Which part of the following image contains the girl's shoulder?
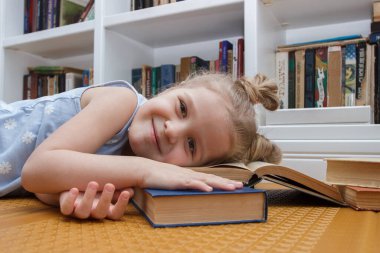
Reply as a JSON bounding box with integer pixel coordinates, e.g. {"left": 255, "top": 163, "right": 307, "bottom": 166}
{"left": 80, "top": 80, "right": 146, "bottom": 110}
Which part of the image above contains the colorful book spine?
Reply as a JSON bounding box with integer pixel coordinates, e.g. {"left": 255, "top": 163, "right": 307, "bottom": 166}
{"left": 219, "top": 40, "right": 233, "bottom": 73}
{"left": 356, "top": 42, "right": 366, "bottom": 100}
{"left": 344, "top": 44, "right": 357, "bottom": 106}
{"left": 314, "top": 47, "right": 328, "bottom": 107}
{"left": 304, "top": 49, "right": 315, "bottom": 108}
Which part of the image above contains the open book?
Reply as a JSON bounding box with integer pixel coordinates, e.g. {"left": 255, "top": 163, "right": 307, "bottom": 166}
{"left": 191, "top": 162, "right": 346, "bottom": 206}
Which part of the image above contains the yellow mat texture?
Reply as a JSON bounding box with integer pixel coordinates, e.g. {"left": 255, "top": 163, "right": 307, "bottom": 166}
{"left": 0, "top": 189, "right": 379, "bottom": 253}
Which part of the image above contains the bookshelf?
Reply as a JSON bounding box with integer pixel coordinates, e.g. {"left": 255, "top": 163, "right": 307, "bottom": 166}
{"left": 0, "top": 0, "right": 379, "bottom": 179}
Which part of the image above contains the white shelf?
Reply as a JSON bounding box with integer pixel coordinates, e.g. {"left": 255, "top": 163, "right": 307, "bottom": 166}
{"left": 104, "top": 0, "right": 244, "bottom": 48}
{"left": 266, "top": 0, "right": 373, "bottom": 29}
{"left": 3, "top": 21, "right": 95, "bottom": 59}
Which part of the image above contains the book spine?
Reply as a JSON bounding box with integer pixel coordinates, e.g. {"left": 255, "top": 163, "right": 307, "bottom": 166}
{"left": 151, "top": 67, "right": 158, "bottom": 96}
{"left": 288, "top": 51, "right": 296, "bottom": 109}
{"left": 344, "top": 44, "right": 357, "bottom": 106}
{"left": 327, "top": 46, "right": 343, "bottom": 107}
{"left": 295, "top": 50, "right": 305, "bottom": 108}
{"left": 376, "top": 43, "right": 380, "bottom": 123}
{"left": 304, "top": 49, "right": 315, "bottom": 108}
{"left": 131, "top": 68, "right": 142, "bottom": 93}
{"left": 220, "top": 40, "right": 232, "bottom": 73}
{"left": 275, "top": 52, "right": 289, "bottom": 109}
{"left": 237, "top": 38, "right": 244, "bottom": 79}
{"left": 356, "top": 42, "right": 366, "bottom": 100}
{"left": 161, "top": 64, "right": 176, "bottom": 91}
{"left": 314, "top": 47, "right": 328, "bottom": 107}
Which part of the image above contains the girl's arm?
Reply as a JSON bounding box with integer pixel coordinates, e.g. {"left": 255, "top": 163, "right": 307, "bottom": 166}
{"left": 21, "top": 87, "right": 242, "bottom": 194}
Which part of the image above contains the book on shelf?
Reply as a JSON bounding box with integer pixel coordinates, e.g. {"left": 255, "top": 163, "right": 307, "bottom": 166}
{"left": 131, "top": 0, "right": 184, "bottom": 11}
{"left": 219, "top": 40, "right": 233, "bottom": 74}
{"left": 190, "top": 160, "right": 380, "bottom": 211}
{"left": 315, "top": 47, "right": 328, "bottom": 107}
{"left": 275, "top": 35, "right": 376, "bottom": 115}
{"left": 24, "top": 66, "right": 85, "bottom": 99}
{"left": 132, "top": 187, "right": 267, "bottom": 228}
{"left": 295, "top": 50, "right": 305, "bottom": 108}
{"left": 60, "top": 0, "right": 89, "bottom": 26}
{"left": 275, "top": 51, "right": 289, "bottom": 109}
{"left": 78, "top": 0, "right": 94, "bottom": 22}
{"left": 326, "top": 158, "right": 380, "bottom": 188}
{"left": 288, "top": 51, "right": 296, "bottom": 108}
{"left": 327, "top": 46, "right": 343, "bottom": 107}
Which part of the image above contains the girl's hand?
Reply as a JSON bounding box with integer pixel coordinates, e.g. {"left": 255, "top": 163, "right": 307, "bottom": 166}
{"left": 141, "top": 164, "right": 243, "bottom": 192}
{"left": 59, "top": 181, "right": 133, "bottom": 220}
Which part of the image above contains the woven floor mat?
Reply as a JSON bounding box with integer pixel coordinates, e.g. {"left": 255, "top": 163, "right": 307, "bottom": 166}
{"left": 0, "top": 190, "right": 378, "bottom": 253}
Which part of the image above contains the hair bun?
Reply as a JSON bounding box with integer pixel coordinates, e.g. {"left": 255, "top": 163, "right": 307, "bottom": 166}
{"left": 235, "top": 74, "right": 280, "bottom": 111}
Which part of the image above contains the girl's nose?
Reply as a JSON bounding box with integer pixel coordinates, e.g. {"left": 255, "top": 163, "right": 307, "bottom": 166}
{"left": 164, "top": 120, "right": 181, "bottom": 144}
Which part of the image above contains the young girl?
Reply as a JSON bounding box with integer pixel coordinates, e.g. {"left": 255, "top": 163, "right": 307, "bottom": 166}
{"left": 0, "top": 72, "right": 281, "bottom": 220}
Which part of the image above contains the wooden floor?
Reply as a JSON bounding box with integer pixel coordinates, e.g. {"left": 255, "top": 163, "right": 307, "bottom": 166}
{"left": 0, "top": 184, "right": 379, "bottom": 253}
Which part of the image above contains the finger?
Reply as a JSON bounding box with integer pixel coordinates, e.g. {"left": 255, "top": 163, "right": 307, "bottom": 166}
{"left": 181, "top": 179, "right": 213, "bottom": 192}
{"left": 60, "top": 188, "right": 79, "bottom": 215}
{"left": 73, "top": 181, "right": 98, "bottom": 219}
{"left": 107, "top": 190, "right": 132, "bottom": 220}
{"left": 91, "top": 183, "right": 115, "bottom": 219}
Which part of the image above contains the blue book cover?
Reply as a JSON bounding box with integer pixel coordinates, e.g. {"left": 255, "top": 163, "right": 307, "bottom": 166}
{"left": 219, "top": 40, "right": 233, "bottom": 73}
{"left": 160, "top": 64, "right": 176, "bottom": 92}
{"left": 132, "top": 187, "right": 267, "bottom": 228}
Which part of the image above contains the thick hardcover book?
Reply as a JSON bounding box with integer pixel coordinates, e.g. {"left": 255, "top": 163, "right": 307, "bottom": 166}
{"left": 295, "top": 50, "right": 305, "bottom": 108}
{"left": 327, "top": 46, "right": 343, "bottom": 107}
{"left": 356, "top": 42, "right": 366, "bottom": 100}
{"left": 326, "top": 158, "right": 380, "bottom": 188}
{"left": 190, "top": 56, "right": 209, "bottom": 74}
{"left": 275, "top": 51, "right": 289, "bottom": 109}
{"left": 191, "top": 160, "right": 380, "bottom": 211}
{"left": 132, "top": 187, "right": 267, "bottom": 228}
{"left": 344, "top": 44, "right": 357, "bottom": 106}
{"left": 314, "top": 47, "right": 328, "bottom": 107}
{"left": 288, "top": 51, "right": 296, "bottom": 108}
{"left": 304, "top": 49, "right": 315, "bottom": 108}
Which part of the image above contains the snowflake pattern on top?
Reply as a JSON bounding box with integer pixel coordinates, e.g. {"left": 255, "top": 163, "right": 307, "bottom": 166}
{"left": 0, "top": 161, "right": 12, "bottom": 175}
{"left": 44, "top": 104, "right": 55, "bottom": 115}
{"left": 4, "top": 118, "right": 17, "bottom": 130}
{"left": 21, "top": 131, "right": 36, "bottom": 144}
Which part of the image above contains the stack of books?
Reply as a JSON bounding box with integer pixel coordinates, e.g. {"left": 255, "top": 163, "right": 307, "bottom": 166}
{"left": 132, "top": 158, "right": 380, "bottom": 228}
{"left": 131, "top": 38, "right": 244, "bottom": 98}
{"left": 24, "top": 0, "right": 95, "bottom": 34}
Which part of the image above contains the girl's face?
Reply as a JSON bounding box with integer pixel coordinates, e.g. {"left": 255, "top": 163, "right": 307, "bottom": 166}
{"left": 128, "top": 87, "right": 233, "bottom": 166}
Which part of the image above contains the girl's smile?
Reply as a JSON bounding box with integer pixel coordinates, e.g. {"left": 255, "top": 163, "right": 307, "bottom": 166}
{"left": 128, "top": 87, "right": 233, "bottom": 166}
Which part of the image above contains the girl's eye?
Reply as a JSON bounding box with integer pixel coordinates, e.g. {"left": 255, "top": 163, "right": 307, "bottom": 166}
{"left": 179, "top": 99, "right": 187, "bottom": 118}
{"left": 187, "top": 138, "right": 196, "bottom": 155}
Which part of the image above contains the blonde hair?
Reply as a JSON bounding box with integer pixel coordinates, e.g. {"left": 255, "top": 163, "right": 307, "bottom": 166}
{"left": 177, "top": 72, "right": 282, "bottom": 165}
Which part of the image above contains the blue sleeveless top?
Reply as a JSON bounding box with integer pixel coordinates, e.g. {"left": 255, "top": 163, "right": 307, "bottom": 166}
{"left": 0, "top": 80, "right": 146, "bottom": 197}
